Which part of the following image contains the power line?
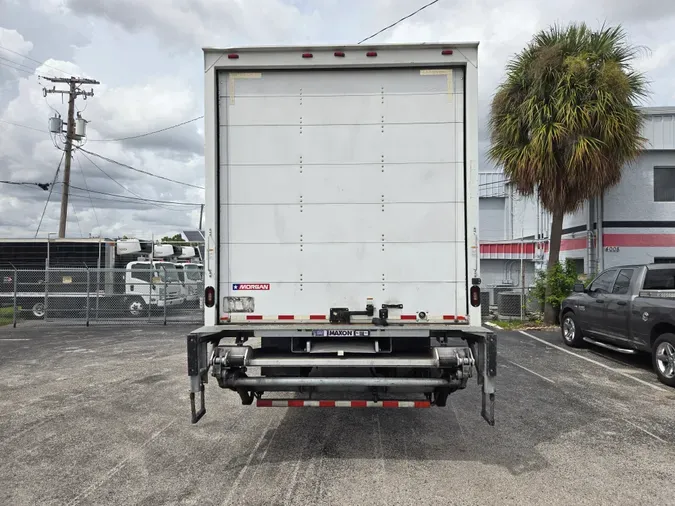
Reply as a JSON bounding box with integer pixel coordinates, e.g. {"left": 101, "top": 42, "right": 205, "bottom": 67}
{"left": 0, "top": 180, "right": 51, "bottom": 190}
{"left": 0, "top": 119, "right": 47, "bottom": 134}
{"left": 358, "top": 0, "right": 441, "bottom": 44}
{"left": 66, "top": 192, "right": 200, "bottom": 212}
{"left": 88, "top": 116, "right": 204, "bottom": 142}
{"left": 57, "top": 182, "right": 202, "bottom": 206}
{"left": 0, "top": 60, "right": 34, "bottom": 75}
{"left": 70, "top": 200, "right": 83, "bottom": 237}
{"left": 0, "top": 55, "right": 36, "bottom": 73}
{"left": 74, "top": 153, "right": 100, "bottom": 231}
{"left": 77, "top": 150, "right": 179, "bottom": 212}
{"left": 77, "top": 147, "right": 205, "bottom": 190}
{"left": 35, "top": 152, "right": 65, "bottom": 237}
{"left": 0, "top": 43, "right": 70, "bottom": 76}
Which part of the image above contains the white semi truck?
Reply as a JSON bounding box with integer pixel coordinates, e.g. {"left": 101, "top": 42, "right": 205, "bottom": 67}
{"left": 188, "top": 42, "right": 496, "bottom": 425}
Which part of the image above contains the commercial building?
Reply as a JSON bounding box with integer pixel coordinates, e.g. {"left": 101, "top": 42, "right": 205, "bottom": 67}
{"left": 559, "top": 107, "right": 675, "bottom": 274}
{"left": 478, "top": 106, "right": 675, "bottom": 298}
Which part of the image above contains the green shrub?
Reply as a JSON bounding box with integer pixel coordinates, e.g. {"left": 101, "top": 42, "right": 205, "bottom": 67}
{"left": 529, "top": 259, "right": 580, "bottom": 317}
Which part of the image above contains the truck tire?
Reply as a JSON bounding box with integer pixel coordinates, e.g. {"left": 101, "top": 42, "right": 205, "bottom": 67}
{"left": 31, "top": 302, "right": 46, "bottom": 319}
{"left": 127, "top": 297, "right": 147, "bottom": 318}
{"left": 652, "top": 333, "right": 675, "bottom": 388}
{"left": 561, "top": 311, "right": 585, "bottom": 348}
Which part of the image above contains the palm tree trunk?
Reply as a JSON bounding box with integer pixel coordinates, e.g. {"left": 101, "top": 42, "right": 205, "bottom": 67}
{"left": 544, "top": 209, "right": 564, "bottom": 324}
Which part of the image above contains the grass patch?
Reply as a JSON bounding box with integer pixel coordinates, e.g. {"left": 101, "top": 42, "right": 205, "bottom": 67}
{"left": 0, "top": 306, "right": 17, "bottom": 326}
{"left": 489, "top": 318, "right": 558, "bottom": 331}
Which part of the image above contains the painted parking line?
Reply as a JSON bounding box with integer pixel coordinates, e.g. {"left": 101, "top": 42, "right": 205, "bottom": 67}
{"left": 519, "top": 331, "right": 667, "bottom": 393}
{"left": 0, "top": 339, "right": 30, "bottom": 341}
{"left": 504, "top": 358, "right": 556, "bottom": 384}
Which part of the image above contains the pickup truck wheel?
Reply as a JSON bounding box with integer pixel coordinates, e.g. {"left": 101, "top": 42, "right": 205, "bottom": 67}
{"left": 561, "top": 312, "right": 585, "bottom": 348}
{"left": 653, "top": 334, "right": 675, "bottom": 387}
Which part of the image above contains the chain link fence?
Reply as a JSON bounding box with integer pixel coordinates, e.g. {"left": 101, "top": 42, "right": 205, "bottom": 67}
{"left": 0, "top": 266, "right": 204, "bottom": 326}
{"left": 493, "top": 287, "right": 541, "bottom": 320}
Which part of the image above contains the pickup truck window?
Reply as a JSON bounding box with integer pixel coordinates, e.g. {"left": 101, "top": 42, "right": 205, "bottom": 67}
{"left": 611, "top": 269, "right": 634, "bottom": 294}
{"left": 589, "top": 269, "right": 618, "bottom": 294}
{"left": 643, "top": 268, "right": 675, "bottom": 289}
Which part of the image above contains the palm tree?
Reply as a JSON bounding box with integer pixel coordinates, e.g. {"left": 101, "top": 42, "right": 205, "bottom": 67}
{"left": 488, "top": 22, "right": 649, "bottom": 324}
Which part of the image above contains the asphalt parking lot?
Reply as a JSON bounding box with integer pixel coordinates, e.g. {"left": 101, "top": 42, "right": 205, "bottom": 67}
{"left": 1, "top": 324, "right": 674, "bottom": 506}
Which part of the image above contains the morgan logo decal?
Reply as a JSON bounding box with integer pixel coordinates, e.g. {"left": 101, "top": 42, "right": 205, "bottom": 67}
{"left": 233, "top": 283, "right": 270, "bottom": 291}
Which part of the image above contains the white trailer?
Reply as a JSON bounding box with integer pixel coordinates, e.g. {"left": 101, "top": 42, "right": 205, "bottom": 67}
{"left": 188, "top": 42, "right": 496, "bottom": 425}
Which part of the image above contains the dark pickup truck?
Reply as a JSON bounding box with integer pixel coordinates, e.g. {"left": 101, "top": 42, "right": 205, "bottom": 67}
{"left": 560, "top": 263, "right": 675, "bottom": 387}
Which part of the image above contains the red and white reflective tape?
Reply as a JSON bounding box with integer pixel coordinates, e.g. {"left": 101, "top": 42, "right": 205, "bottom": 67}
{"left": 257, "top": 399, "right": 431, "bottom": 408}
{"left": 221, "top": 314, "right": 468, "bottom": 323}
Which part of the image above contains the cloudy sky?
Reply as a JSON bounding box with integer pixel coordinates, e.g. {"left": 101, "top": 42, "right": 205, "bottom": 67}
{"left": 1, "top": 0, "right": 674, "bottom": 240}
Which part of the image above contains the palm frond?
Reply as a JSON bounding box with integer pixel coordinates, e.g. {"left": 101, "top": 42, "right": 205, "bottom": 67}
{"left": 487, "top": 21, "right": 650, "bottom": 214}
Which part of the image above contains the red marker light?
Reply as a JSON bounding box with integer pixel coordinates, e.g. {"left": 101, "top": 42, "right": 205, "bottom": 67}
{"left": 334, "top": 51, "right": 345, "bottom": 57}
{"left": 204, "top": 286, "right": 215, "bottom": 307}
{"left": 441, "top": 49, "right": 453, "bottom": 55}
{"left": 227, "top": 54, "right": 239, "bottom": 59}
{"left": 470, "top": 285, "right": 480, "bottom": 307}
{"left": 366, "top": 51, "right": 377, "bottom": 57}
{"left": 302, "top": 53, "right": 313, "bottom": 58}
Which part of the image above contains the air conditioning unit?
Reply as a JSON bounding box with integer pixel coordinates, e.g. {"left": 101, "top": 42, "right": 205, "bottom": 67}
{"left": 480, "top": 291, "right": 490, "bottom": 318}
{"left": 498, "top": 291, "right": 523, "bottom": 318}
{"left": 492, "top": 286, "right": 513, "bottom": 306}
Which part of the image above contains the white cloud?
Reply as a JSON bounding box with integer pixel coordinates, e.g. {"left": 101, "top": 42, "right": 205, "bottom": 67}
{"left": 0, "top": 39, "right": 203, "bottom": 239}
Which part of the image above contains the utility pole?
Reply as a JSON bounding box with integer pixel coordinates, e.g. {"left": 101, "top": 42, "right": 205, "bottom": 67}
{"left": 42, "top": 76, "right": 100, "bottom": 238}
{"left": 199, "top": 204, "right": 204, "bottom": 230}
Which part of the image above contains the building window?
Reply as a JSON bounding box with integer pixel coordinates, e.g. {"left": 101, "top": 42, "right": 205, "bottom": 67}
{"left": 654, "top": 167, "right": 675, "bottom": 202}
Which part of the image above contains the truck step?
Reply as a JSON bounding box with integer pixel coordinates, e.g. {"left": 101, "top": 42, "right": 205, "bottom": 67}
{"left": 257, "top": 399, "right": 431, "bottom": 408}
{"left": 582, "top": 337, "right": 637, "bottom": 355}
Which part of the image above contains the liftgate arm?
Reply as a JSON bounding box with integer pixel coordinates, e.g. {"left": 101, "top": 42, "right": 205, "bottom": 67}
{"left": 469, "top": 331, "right": 497, "bottom": 425}
{"left": 187, "top": 332, "right": 223, "bottom": 423}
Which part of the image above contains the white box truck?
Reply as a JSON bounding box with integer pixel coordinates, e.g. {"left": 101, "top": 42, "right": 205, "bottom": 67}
{"left": 188, "top": 42, "right": 496, "bottom": 425}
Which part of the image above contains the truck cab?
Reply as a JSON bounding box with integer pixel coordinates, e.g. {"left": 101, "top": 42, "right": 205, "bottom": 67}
{"left": 125, "top": 260, "right": 185, "bottom": 316}
{"left": 174, "top": 263, "right": 204, "bottom": 307}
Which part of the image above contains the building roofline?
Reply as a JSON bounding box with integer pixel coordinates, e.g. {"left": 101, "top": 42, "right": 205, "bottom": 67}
{"left": 640, "top": 106, "right": 675, "bottom": 116}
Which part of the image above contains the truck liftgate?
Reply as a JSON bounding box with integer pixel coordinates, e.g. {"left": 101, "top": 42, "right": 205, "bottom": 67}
{"left": 187, "top": 324, "right": 497, "bottom": 426}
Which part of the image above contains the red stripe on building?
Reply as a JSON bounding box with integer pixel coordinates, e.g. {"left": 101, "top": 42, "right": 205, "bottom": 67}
{"left": 480, "top": 243, "right": 537, "bottom": 254}
{"left": 246, "top": 315, "right": 263, "bottom": 320}
{"left": 400, "top": 314, "right": 417, "bottom": 320}
{"left": 415, "top": 401, "right": 431, "bottom": 408}
{"left": 277, "top": 315, "right": 294, "bottom": 320}
{"left": 603, "top": 233, "right": 675, "bottom": 247}
{"left": 456, "top": 316, "right": 467, "bottom": 322}
{"left": 560, "top": 238, "right": 587, "bottom": 251}
{"left": 351, "top": 400, "right": 367, "bottom": 407}
{"left": 257, "top": 399, "right": 273, "bottom": 407}
{"left": 319, "top": 400, "right": 336, "bottom": 407}
{"left": 443, "top": 315, "right": 455, "bottom": 320}
{"left": 309, "top": 314, "right": 327, "bottom": 320}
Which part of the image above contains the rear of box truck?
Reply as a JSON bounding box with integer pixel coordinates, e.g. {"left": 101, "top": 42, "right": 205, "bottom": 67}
{"left": 188, "top": 43, "right": 496, "bottom": 425}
